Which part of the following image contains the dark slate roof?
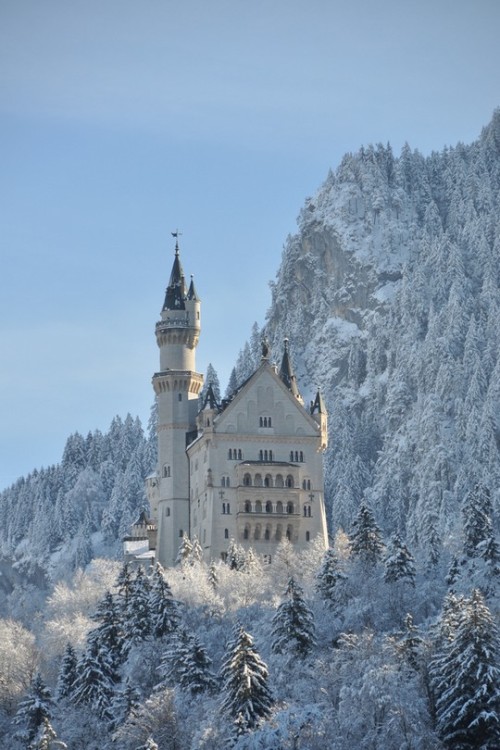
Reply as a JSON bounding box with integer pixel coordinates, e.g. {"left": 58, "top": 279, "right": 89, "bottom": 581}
{"left": 311, "top": 389, "right": 326, "bottom": 414}
{"left": 163, "top": 246, "right": 187, "bottom": 311}
{"left": 187, "top": 275, "right": 199, "bottom": 301}
{"left": 279, "top": 338, "right": 301, "bottom": 399}
{"left": 202, "top": 383, "right": 220, "bottom": 410}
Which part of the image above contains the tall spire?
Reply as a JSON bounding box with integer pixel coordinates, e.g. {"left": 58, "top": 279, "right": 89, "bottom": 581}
{"left": 163, "top": 242, "right": 187, "bottom": 311}
{"left": 279, "top": 338, "right": 301, "bottom": 400}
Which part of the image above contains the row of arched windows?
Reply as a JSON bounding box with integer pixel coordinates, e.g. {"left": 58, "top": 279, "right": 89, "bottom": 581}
{"left": 259, "top": 449, "right": 274, "bottom": 461}
{"left": 162, "top": 465, "right": 171, "bottom": 478}
{"left": 290, "top": 451, "right": 304, "bottom": 462}
{"left": 243, "top": 472, "right": 294, "bottom": 488}
{"left": 242, "top": 523, "right": 294, "bottom": 542}
{"left": 228, "top": 448, "right": 243, "bottom": 460}
{"left": 259, "top": 416, "right": 272, "bottom": 427}
{"left": 243, "top": 500, "right": 295, "bottom": 514}
{"left": 221, "top": 476, "right": 231, "bottom": 487}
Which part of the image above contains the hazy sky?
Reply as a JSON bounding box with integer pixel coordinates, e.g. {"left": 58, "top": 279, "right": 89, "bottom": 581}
{"left": 1, "top": 0, "right": 499, "bottom": 489}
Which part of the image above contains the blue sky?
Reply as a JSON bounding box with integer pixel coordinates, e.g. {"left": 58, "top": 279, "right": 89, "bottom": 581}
{"left": 1, "top": 0, "right": 499, "bottom": 489}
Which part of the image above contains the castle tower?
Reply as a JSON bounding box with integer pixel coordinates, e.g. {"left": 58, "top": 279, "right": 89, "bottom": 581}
{"left": 152, "top": 239, "right": 203, "bottom": 566}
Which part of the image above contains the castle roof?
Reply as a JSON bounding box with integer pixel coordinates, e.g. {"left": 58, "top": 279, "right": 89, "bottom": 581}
{"left": 163, "top": 243, "right": 187, "bottom": 311}
{"left": 279, "top": 338, "right": 301, "bottom": 400}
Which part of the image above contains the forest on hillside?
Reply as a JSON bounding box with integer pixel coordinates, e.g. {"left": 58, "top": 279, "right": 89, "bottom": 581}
{"left": 1, "top": 112, "right": 500, "bottom": 747}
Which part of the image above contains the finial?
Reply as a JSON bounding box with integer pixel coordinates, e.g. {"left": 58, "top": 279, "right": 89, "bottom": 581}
{"left": 261, "top": 336, "right": 270, "bottom": 360}
{"left": 171, "top": 229, "right": 183, "bottom": 253}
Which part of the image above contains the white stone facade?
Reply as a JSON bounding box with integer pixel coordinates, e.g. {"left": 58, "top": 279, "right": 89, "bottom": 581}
{"left": 147, "top": 245, "right": 329, "bottom": 567}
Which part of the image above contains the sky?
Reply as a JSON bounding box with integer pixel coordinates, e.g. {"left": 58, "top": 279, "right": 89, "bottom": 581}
{"left": 1, "top": 0, "right": 499, "bottom": 490}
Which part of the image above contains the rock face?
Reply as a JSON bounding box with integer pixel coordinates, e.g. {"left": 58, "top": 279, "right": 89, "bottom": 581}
{"left": 262, "top": 111, "right": 500, "bottom": 552}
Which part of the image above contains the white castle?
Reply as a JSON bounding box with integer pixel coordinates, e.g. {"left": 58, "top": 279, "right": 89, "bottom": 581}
{"left": 127, "top": 240, "right": 329, "bottom": 567}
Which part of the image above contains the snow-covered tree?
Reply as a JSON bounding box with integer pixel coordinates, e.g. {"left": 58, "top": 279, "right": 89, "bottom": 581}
{"left": 32, "top": 717, "right": 67, "bottom": 750}
{"left": 220, "top": 625, "right": 273, "bottom": 734}
{"left": 125, "top": 567, "right": 152, "bottom": 644}
{"left": 14, "top": 673, "right": 54, "bottom": 746}
{"left": 158, "top": 628, "right": 217, "bottom": 695}
{"left": 432, "top": 589, "right": 500, "bottom": 749}
{"left": 271, "top": 577, "right": 316, "bottom": 658}
{"left": 384, "top": 534, "right": 416, "bottom": 586}
{"left": 462, "top": 482, "right": 493, "bottom": 557}
{"left": 176, "top": 534, "right": 193, "bottom": 566}
{"left": 149, "top": 564, "right": 180, "bottom": 638}
{"left": 71, "top": 638, "right": 115, "bottom": 721}
{"left": 349, "top": 503, "right": 385, "bottom": 566}
{"left": 316, "top": 547, "right": 347, "bottom": 610}
{"left": 56, "top": 643, "right": 78, "bottom": 701}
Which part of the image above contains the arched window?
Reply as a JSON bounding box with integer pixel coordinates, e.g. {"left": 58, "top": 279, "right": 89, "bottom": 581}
{"left": 244, "top": 500, "right": 251, "bottom": 513}
{"left": 227, "top": 477, "right": 230, "bottom": 487}
{"left": 243, "top": 525, "right": 250, "bottom": 540}
{"left": 254, "top": 524, "right": 261, "bottom": 540}
{"left": 299, "top": 451, "right": 304, "bottom": 462}
{"left": 179, "top": 529, "right": 184, "bottom": 537}
{"left": 276, "top": 474, "right": 284, "bottom": 488}
{"left": 163, "top": 465, "right": 171, "bottom": 478}
{"left": 276, "top": 524, "right": 282, "bottom": 541}
{"left": 307, "top": 480, "right": 311, "bottom": 490}
{"left": 224, "top": 528, "right": 229, "bottom": 539}
{"left": 264, "top": 474, "right": 272, "bottom": 488}
{"left": 243, "top": 473, "right": 252, "bottom": 486}
{"left": 294, "top": 451, "right": 299, "bottom": 462}
{"left": 276, "top": 501, "right": 283, "bottom": 514}
{"left": 228, "top": 449, "right": 232, "bottom": 460}
{"left": 265, "top": 501, "right": 272, "bottom": 513}
{"left": 259, "top": 417, "right": 263, "bottom": 427}
{"left": 290, "top": 451, "right": 294, "bottom": 461}
{"left": 259, "top": 450, "right": 263, "bottom": 461}
{"left": 264, "top": 450, "right": 268, "bottom": 461}
{"left": 255, "top": 474, "right": 263, "bottom": 487}
{"left": 221, "top": 477, "right": 226, "bottom": 487}
{"left": 166, "top": 507, "right": 171, "bottom": 517}
{"left": 286, "top": 475, "right": 294, "bottom": 488}
{"left": 269, "top": 450, "right": 273, "bottom": 461}
{"left": 286, "top": 525, "right": 292, "bottom": 541}
{"left": 178, "top": 393, "right": 182, "bottom": 401}
{"left": 302, "top": 479, "right": 306, "bottom": 490}
{"left": 306, "top": 531, "right": 310, "bottom": 542}
{"left": 255, "top": 500, "right": 262, "bottom": 513}
{"left": 264, "top": 526, "right": 271, "bottom": 540}
{"left": 287, "top": 502, "right": 294, "bottom": 514}
{"left": 238, "top": 449, "right": 242, "bottom": 460}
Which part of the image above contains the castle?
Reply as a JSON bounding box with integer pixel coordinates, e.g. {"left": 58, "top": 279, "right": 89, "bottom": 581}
{"left": 126, "top": 240, "right": 329, "bottom": 567}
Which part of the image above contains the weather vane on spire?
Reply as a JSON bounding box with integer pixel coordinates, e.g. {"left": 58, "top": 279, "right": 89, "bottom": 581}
{"left": 171, "top": 229, "right": 183, "bottom": 253}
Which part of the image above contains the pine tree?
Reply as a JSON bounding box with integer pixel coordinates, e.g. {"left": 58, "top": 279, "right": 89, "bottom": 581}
{"left": 384, "top": 534, "right": 416, "bottom": 586}
{"left": 462, "top": 483, "right": 494, "bottom": 557}
{"left": 271, "top": 577, "right": 316, "bottom": 658}
{"left": 115, "top": 561, "right": 134, "bottom": 615}
{"left": 149, "top": 563, "right": 180, "bottom": 638}
{"left": 432, "top": 589, "right": 500, "bottom": 749}
{"left": 32, "top": 717, "right": 67, "bottom": 750}
{"left": 227, "top": 538, "right": 246, "bottom": 570}
{"left": 89, "top": 590, "right": 126, "bottom": 670}
{"left": 208, "top": 561, "right": 218, "bottom": 590}
{"left": 56, "top": 642, "right": 78, "bottom": 701}
{"left": 14, "top": 673, "right": 54, "bottom": 746}
{"left": 349, "top": 503, "right": 385, "bottom": 565}
{"left": 71, "top": 638, "right": 115, "bottom": 720}
{"left": 158, "top": 628, "right": 217, "bottom": 694}
{"left": 220, "top": 625, "right": 273, "bottom": 733}
{"left": 315, "top": 547, "right": 347, "bottom": 610}
{"left": 395, "top": 613, "right": 424, "bottom": 672}
{"left": 110, "top": 677, "right": 141, "bottom": 729}
{"left": 125, "top": 566, "right": 152, "bottom": 644}
{"left": 176, "top": 533, "right": 193, "bottom": 565}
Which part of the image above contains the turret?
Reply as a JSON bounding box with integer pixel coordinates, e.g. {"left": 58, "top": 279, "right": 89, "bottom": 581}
{"left": 152, "top": 238, "right": 203, "bottom": 568}
{"left": 155, "top": 240, "right": 201, "bottom": 372}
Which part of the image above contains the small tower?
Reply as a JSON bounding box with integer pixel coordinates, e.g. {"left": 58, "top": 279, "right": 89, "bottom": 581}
{"left": 152, "top": 239, "right": 203, "bottom": 567}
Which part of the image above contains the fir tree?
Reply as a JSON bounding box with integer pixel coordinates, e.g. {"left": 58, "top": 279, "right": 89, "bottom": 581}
{"left": 158, "top": 628, "right": 217, "bottom": 694}
{"left": 71, "top": 638, "right": 115, "bottom": 721}
{"left": 115, "top": 561, "right": 134, "bottom": 616}
{"left": 32, "top": 717, "right": 67, "bottom": 750}
{"left": 14, "top": 673, "right": 54, "bottom": 746}
{"left": 220, "top": 625, "right": 273, "bottom": 733}
{"left": 462, "top": 482, "right": 493, "bottom": 557}
{"left": 89, "top": 590, "right": 126, "bottom": 670}
{"left": 384, "top": 534, "right": 416, "bottom": 586}
{"left": 432, "top": 589, "right": 500, "bottom": 749}
{"left": 56, "top": 642, "right": 78, "bottom": 701}
{"left": 315, "top": 547, "right": 347, "bottom": 610}
{"left": 125, "top": 566, "right": 152, "bottom": 644}
{"left": 349, "top": 503, "right": 385, "bottom": 565}
{"left": 271, "top": 577, "right": 316, "bottom": 658}
{"left": 176, "top": 533, "right": 193, "bottom": 566}
{"left": 208, "top": 560, "right": 218, "bottom": 590}
{"left": 395, "top": 613, "right": 424, "bottom": 672}
{"left": 149, "top": 563, "right": 180, "bottom": 638}
{"left": 110, "top": 677, "right": 141, "bottom": 729}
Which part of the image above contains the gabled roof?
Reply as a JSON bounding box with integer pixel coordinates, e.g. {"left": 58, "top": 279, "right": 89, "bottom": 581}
{"left": 213, "top": 360, "right": 321, "bottom": 435}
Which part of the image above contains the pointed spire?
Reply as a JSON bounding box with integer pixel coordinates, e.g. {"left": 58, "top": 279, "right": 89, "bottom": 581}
{"left": 279, "top": 338, "right": 301, "bottom": 399}
{"left": 163, "top": 243, "right": 187, "bottom": 311}
{"left": 311, "top": 389, "right": 326, "bottom": 415}
{"left": 187, "top": 275, "right": 199, "bottom": 301}
{"left": 202, "top": 383, "right": 219, "bottom": 411}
